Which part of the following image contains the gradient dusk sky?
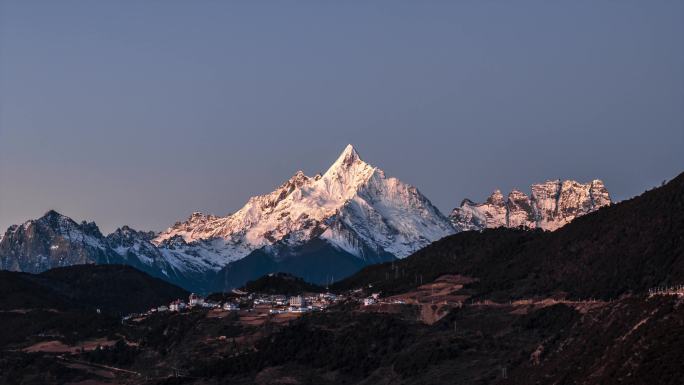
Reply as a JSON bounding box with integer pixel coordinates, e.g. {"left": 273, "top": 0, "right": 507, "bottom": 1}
{"left": 1, "top": 1, "right": 683, "bottom": 233}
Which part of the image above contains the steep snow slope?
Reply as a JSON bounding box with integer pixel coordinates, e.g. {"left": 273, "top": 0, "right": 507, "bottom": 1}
{"left": 153, "top": 145, "right": 455, "bottom": 273}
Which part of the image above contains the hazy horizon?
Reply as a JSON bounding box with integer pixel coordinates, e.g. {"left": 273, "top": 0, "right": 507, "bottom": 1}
{"left": 1, "top": 1, "right": 683, "bottom": 233}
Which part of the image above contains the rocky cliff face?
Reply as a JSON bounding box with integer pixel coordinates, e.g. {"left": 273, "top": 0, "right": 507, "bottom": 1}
{"left": 449, "top": 191, "right": 508, "bottom": 231}
{"left": 506, "top": 190, "right": 536, "bottom": 228}
{"left": 0, "top": 211, "right": 197, "bottom": 287}
{"left": 450, "top": 179, "right": 611, "bottom": 231}
{"left": 0, "top": 210, "right": 117, "bottom": 272}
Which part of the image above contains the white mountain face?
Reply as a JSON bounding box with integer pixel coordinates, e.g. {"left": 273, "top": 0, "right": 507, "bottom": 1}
{"left": 152, "top": 145, "right": 455, "bottom": 273}
{"left": 450, "top": 179, "right": 611, "bottom": 232}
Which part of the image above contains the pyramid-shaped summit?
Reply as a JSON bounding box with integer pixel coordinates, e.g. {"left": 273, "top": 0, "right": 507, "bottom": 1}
{"left": 327, "top": 144, "right": 362, "bottom": 170}
{"left": 151, "top": 144, "right": 455, "bottom": 287}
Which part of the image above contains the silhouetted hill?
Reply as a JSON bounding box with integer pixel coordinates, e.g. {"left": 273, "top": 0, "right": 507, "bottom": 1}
{"left": 242, "top": 272, "right": 324, "bottom": 295}
{"left": 336, "top": 172, "right": 684, "bottom": 300}
{"left": 213, "top": 238, "right": 395, "bottom": 291}
{"left": 0, "top": 264, "right": 188, "bottom": 315}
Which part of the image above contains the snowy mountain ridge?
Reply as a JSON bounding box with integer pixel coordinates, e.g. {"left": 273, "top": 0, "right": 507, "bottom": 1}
{"left": 152, "top": 145, "right": 455, "bottom": 274}
{"left": 0, "top": 145, "right": 613, "bottom": 292}
{"left": 450, "top": 179, "right": 611, "bottom": 231}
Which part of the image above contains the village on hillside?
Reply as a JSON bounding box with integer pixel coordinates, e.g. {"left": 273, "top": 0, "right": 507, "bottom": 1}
{"left": 119, "top": 275, "right": 476, "bottom": 326}
{"left": 121, "top": 290, "right": 358, "bottom": 325}
{"left": 119, "top": 274, "right": 684, "bottom": 327}
{"left": 120, "top": 285, "right": 417, "bottom": 325}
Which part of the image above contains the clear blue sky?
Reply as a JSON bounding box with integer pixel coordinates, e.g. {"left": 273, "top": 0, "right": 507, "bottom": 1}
{"left": 1, "top": 1, "right": 682, "bottom": 233}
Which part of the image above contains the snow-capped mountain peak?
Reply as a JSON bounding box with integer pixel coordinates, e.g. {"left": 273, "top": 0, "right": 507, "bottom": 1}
{"left": 318, "top": 144, "right": 376, "bottom": 204}
{"left": 325, "top": 144, "right": 367, "bottom": 176}
{"left": 152, "top": 144, "right": 454, "bottom": 273}
{"left": 1, "top": 145, "right": 456, "bottom": 291}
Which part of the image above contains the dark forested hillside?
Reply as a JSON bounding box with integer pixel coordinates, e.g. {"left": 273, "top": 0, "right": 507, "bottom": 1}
{"left": 336, "top": 172, "right": 684, "bottom": 300}
{"left": 0, "top": 264, "right": 188, "bottom": 315}
{"left": 213, "top": 238, "right": 396, "bottom": 292}
{"left": 241, "top": 272, "right": 324, "bottom": 295}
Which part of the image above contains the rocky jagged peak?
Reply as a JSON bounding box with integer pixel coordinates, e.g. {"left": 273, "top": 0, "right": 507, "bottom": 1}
{"left": 283, "top": 170, "right": 311, "bottom": 189}
{"left": 590, "top": 179, "right": 611, "bottom": 207}
{"left": 486, "top": 190, "right": 505, "bottom": 205}
{"left": 110, "top": 225, "right": 156, "bottom": 241}
{"left": 161, "top": 212, "right": 220, "bottom": 243}
{"left": 451, "top": 190, "right": 507, "bottom": 230}
{"left": 163, "top": 234, "right": 189, "bottom": 247}
{"left": 186, "top": 212, "right": 218, "bottom": 223}
{"left": 508, "top": 189, "right": 528, "bottom": 198}
{"left": 507, "top": 189, "right": 532, "bottom": 207}
{"left": 34, "top": 210, "right": 104, "bottom": 238}
{"left": 0, "top": 211, "right": 112, "bottom": 273}
{"left": 451, "top": 178, "right": 611, "bottom": 232}
{"left": 591, "top": 179, "right": 605, "bottom": 187}
{"left": 79, "top": 221, "right": 104, "bottom": 238}
{"left": 292, "top": 169, "right": 307, "bottom": 180}
{"left": 460, "top": 198, "right": 477, "bottom": 206}
{"left": 506, "top": 189, "right": 535, "bottom": 229}
{"left": 42, "top": 209, "right": 63, "bottom": 220}
{"left": 38, "top": 209, "right": 71, "bottom": 226}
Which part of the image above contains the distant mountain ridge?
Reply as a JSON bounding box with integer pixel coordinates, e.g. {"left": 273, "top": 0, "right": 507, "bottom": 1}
{"left": 450, "top": 179, "right": 611, "bottom": 231}
{"left": 0, "top": 210, "right": 117, "bottom": 272}
{"left": 0, "top": 145, "right": 615, "bottom": 292}
{"left": 0, "top": 145, "right": 454, "bottom": 291}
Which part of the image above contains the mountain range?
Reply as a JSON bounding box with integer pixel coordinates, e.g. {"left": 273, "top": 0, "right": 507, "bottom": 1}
{"left": 449, "top": 179, "right": 611, "bottom": 231}
{"left": 0, "top": 145, "right": 610, "bottom": 292}
{"left": 0, "top": 171, "right": 681, "bottom": 385}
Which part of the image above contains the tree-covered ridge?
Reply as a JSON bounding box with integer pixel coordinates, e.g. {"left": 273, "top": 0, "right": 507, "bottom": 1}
{"left": 337, "top": 172, "right": 684, "bottom": 300}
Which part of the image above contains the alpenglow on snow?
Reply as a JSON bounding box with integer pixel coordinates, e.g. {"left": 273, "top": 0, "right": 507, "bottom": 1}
{"left": 450, "top": 179, "right": 611, "bottom": 232}
{"left": 0, "top": 145, "right": 614, "bottom": 292}
{"left": 151, "top": 144, "right": 456, "bottom": 275}
{"left": 0, "top": 145, "right": 456, "bottom": 291}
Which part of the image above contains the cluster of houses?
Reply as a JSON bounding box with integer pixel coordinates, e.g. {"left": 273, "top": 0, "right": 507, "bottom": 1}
{"left": 254, "top": 293, "right": 341, "bottom": 314}
{"left": 122, "top": 291, "right": 348, "bottom": 322}
{"left": 121, "top": 287, "right": 422, "bottom": 323}
{"left": 120, "top": 280, "right": 684, "bottom": 324}
{"left": 648, "top": 285, "right": 684, "bottom": 297}
{"left": 121, "top": 293, "right": 241, "bottom": 321}
{"left": 361, "top": 292, "right": 406, "bottom": 306}
{"left": 164, "top": 293, "right": 240, "bottom": 312}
